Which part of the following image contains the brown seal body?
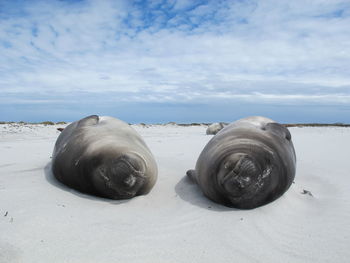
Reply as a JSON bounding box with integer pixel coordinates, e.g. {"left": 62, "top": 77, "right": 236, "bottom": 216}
{"left": 187, "top": 116, "right": 296, "bottom": 209}
{"left": 52, "top": 115, "right": 157, "bottom": 199}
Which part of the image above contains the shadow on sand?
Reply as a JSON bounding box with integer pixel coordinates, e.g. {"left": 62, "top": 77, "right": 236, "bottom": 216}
{"left": 44, "top": 162, "right": 130, "bottom": 205}
{"left": 174, "top": 175, "right": 235, "bottom": 212}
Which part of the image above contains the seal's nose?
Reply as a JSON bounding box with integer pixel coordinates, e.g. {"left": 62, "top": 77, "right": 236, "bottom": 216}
{"left": 123, "top": 174, "right": 137, "bottom": 187}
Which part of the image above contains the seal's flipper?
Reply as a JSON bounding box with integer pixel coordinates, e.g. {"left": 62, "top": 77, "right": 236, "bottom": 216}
{"left": 186, "top": 169, "right": 198, "bottom": 184}
{"left": 78, "top": 115, "right": 99, "bottom": 127}
{"left": 265, "top": 122, "right": 291, "bottom": 141}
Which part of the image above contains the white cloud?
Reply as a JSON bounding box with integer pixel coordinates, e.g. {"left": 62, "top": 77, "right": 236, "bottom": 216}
{"left": 0, "top": 0, "right": 350, "bottom": 108}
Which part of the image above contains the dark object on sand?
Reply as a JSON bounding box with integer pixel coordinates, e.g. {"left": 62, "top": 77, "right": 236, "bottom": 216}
{"left": 206, "top": 122, "right": 226, "bottom": 135}
{"left": 301, "top": 189, "right": 313, "bottom": 197}
{"left": 51, "top": 115, "right": 158, "bottom": 200}
{"left": 187, "top": 116, "right": 296, "bottom": 209}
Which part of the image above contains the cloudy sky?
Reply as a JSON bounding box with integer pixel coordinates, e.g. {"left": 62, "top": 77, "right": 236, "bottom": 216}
{"left": 1, "top": 0, "right": 350, "bottom": 123}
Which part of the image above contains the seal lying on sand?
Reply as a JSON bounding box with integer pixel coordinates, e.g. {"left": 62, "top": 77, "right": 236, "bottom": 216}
{"left": 52, "top": 115, "right": 157, "bottom": 200}
{"left": 206, "top": 122, "right": 226, "bottom": 135}
{"left": 187, "top": 116, "right": 296, "bottom": 209}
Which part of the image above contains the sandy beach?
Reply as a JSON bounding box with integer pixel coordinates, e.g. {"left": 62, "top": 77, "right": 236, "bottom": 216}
{"left": 1, "top": 123, "right": 350, "bottom": 263}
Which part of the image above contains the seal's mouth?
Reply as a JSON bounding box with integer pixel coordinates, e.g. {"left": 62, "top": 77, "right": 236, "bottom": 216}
{"left": 217, "top": 153, "right": 272, "bottom": 200}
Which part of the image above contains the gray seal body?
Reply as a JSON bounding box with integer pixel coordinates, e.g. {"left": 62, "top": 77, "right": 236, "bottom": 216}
{"left": 206, "top": 122, "right": 226, "bottom": 135}
{"left": 52, "top": 115, "right": 157, "bottom": 200}
{"left": 187, "top": 116, "right": 296, "bottom": 209}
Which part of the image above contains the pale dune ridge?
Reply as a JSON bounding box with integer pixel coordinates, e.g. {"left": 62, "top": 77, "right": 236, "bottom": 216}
{"left": 0, "top": 123, "right": 349, "bottom": 263}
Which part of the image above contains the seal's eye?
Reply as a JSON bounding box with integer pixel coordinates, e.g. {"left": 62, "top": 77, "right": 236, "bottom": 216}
{"left": 98, "top": 166, "right": 110, "bottom": 182}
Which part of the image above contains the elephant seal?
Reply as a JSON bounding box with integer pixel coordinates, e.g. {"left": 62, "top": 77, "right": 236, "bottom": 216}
{"left": 52, "top": 115, "right": 157, "bottom": 200}
{"left": 187, "top": 116, "right": 296, "bottom": 209}
{"left": 206, "top": 122, "right": 226, "bottom": 135}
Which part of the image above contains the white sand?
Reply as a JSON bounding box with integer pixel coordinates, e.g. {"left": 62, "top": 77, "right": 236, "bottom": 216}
{"left": 1, "top": 123, "right": 350, "bottom": 263}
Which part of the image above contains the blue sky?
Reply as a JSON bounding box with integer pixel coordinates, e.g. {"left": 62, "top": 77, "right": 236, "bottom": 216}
{"left": 1, "top": 0, "right": 350, "bottom": 123}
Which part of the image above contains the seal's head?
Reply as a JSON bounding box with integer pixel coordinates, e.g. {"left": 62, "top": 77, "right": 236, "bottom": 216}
{"left": 91, "top": 152, "right": 147, "bottom": 199}
{"left": 215, "top": 148, "right": 275, "bottom": 209}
